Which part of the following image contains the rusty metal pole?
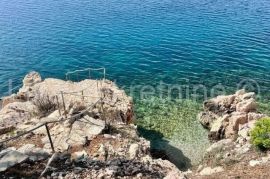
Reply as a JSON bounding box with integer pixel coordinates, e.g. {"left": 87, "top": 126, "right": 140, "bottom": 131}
{"left": 81, "top": 91, "right": 84, "bottom": 101}
{"left": 45, "top": 123, "right": 55, "bottom": 153}
{"left": 60, "top": 91, "right": 67, "bottom": 118}
{"left": 56, "top": 95, "right": 61, "bottom": 116}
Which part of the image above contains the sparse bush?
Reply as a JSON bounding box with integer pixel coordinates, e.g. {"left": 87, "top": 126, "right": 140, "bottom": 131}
{"left": 250, "top": 117, "right": 270, "bottom": 150}
{"left": 33, "top": 91, "right": 57, "bottom": 117}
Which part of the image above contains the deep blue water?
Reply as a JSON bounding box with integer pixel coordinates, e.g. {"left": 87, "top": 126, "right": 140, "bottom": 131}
{"left": 1, "top": 0, "right": 270, "bottom": 98}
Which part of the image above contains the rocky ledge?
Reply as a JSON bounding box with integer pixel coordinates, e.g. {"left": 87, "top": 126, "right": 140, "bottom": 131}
{"left": 0, "top": 72, "right": 184, "bottom": 179}
{"left": 190, "top": 90, "right": 270, "bottom": 178}
{"left": 198, "top": 89, "right": 266, "bottom": 141}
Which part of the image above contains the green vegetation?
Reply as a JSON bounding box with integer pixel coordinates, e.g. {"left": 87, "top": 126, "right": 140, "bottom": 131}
{"left": 251, "top": 117, "right": 270, "bottom": 150}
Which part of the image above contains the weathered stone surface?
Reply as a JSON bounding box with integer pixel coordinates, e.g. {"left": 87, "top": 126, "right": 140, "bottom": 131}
{"left": 0, "top": 101, "right": 37, "bottom": 128}
{"left": 199, "top": 166, "right": 224, "bottom": 175}
{"left": 231, "top": 112, "right": 248, "bottom": 127}
{"left": 0, "top": 147, "right": 16, "bottom": 158}
{"left": 47, "top": 110, "right": 61, "bottom": 119}
{"left": 1, "top": 94, "right": 24, "bottom": 108}
{"left": 248, "top": 112, "right": 265, "bottom": 122}
{"left": 42, "top": 115, "right": 105, "bottom": 151}
{"left": 198, "top": 90, "right": 266, "bottom": 141}
{"left": 203, "top": 95, "right": 236, "bottom": 113}
{"left": 236, "top": 98, "right": 256, "bottom": 113}
{"left": 0, "top": 151, "right": 28, "bottom": 172}
{"left": 249, "top": 160, "right": 261, "bottom": 167}
{"left": 209, "top": 117, "right": 226, "bottom": 140}
{"left": 198, "top": 112, "right": 217, "bottom": 129}
{"left": 164, "top": 170, "right": 186, "bottom": 179}
{"left": 142, "top": 155, "right": 186, "bottom": 178}
{"left": 22, "top": 71, "right": 42, "bottom": 87}
{"left": 128, "top": 143, "right": 139, "bottom": 159}
{"left": 0, "top": 125, "right": 15, "bottom": 135}
{"left": 17, "top": 144, "right": 49, "bottom": 162}
{"left": 17, "top": 144, "right": 35, "bottom": 153}
{"left": 238, "top": 125, "right": 250, "bottom": 140}
{"left": 71, "top": 150, "right": 88, "bottom": 161}
{"left": 20, "top": 77, "right": 133, "bottom": 124}
{"left": 206, "top": 139, "right": 233, "bottom": 153}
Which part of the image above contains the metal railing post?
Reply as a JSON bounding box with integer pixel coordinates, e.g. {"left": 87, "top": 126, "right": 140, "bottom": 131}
{"left": 56, "top": 95, "right": 61, "bottom": 116}
{"left": 60, "top": 91, "right": 67, "bottom": 118}
{"left": 45, "top": 123, "right": 55, "bottom": 153}
{"left": 81, "top": 91, "right": 84, "bottom": 101}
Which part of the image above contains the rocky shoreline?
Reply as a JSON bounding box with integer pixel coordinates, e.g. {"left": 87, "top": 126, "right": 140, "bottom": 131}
{"left": 0, "top": 72, "right": 184, "bottom": 178}
{"left": 1, "top": 72, "right": 270, "bottom": 178}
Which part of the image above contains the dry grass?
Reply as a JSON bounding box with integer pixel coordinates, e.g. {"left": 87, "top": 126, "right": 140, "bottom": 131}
{"left": 32, "top": 91, "right": 58, "bottom": 117}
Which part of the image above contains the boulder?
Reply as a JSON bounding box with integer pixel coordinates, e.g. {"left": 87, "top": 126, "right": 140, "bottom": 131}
{"left": 209, "top": 117, "right": 226, "bottom": 140}
{"left": 0, "top": 150, "right": 28, "bottom": 172}
{"left": 22, "top": 71, "right": 42, "bottom": 87}
{"left": 242, "top": 92, "right": 256, "bottom": 100}
{"left": 198, "top": 112, "right": 217, "bottom": 129}
{"left": 229, "top": 112, "right": 247, "bottom": 131}
{"left": 198, "top": 90, "right": 261, "bottom": 140}
{"left": 236, "top": 98, "right": 256, "bottom": 113}
{"left": 203, "top": 95, "right": 235, "bottom": 113}
{"left": 17, "top": 144, "right": 49, "bottom": 162}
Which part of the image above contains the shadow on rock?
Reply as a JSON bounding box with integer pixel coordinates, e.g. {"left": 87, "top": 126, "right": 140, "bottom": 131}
{"left": 138, "top": 127, "right": 192, "bottom": 171}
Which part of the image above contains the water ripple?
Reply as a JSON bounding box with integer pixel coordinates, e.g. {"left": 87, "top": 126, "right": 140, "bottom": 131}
{"left": 0, "top": 0, "right": 270, "bottom": 96}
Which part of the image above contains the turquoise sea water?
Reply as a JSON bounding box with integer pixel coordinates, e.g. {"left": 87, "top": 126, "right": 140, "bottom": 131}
{"left": 1, "top": 0, "right": 270, "bottom": 167}
{"left": 0, "top": 0, "right": 270, "bottom": 97}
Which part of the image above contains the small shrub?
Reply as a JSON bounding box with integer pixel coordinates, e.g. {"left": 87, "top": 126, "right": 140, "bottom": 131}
{"left": 33, "top": 91, "right": 57, "bottom": 117}
{"left": 250, "top": 118, "right": 270, "bottom": 150}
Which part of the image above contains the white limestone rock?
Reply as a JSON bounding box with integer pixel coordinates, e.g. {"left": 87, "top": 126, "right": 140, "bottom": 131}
{"left": 0, "top": 150, "right": 28, "bottom": 172}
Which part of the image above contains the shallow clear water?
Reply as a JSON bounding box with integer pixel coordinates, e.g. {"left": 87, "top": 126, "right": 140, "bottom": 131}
{"left": 0, "top": 0, "right": 270, "bottom": 97}
{"left": 1, "top": 0, "right": 270, "bottom": 168}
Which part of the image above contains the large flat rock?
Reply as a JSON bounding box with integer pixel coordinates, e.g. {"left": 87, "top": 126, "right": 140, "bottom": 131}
{"left": 0, "top": 150, "right": 28, "bottom": 172}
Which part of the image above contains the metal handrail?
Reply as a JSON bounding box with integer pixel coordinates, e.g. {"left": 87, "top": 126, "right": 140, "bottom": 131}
{"left": 0, "top": 68, "right": 108, "bottom": 152}
{"left": 65, "top": 67, "right": 106, "bottom": 81}
{"left": 0, "top": 98, "right": 102, "bottom": 153}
